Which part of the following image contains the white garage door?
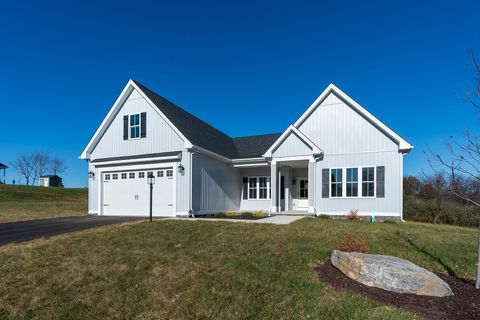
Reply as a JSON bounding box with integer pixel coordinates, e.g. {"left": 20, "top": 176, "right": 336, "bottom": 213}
{"left": 102, "top": 168, "right": 174, "bottom": 216}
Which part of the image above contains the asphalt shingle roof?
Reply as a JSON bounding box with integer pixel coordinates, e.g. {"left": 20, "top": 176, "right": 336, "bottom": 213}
{"left": 134, "top": 80, "right": 281, "bottom": 159}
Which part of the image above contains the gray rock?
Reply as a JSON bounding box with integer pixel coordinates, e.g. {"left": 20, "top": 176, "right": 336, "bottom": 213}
{"left": 330, "top": 250, "right": 453, "bottom": 297}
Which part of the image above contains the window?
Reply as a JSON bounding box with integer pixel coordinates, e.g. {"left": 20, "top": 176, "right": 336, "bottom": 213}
{"left": 299, "top": 179, "right": 308, "bottom": 198}
{"left": 346, "top": 168, "right": 358, "bottom": 197}
{"left": 166, "top": 170, "right": 173, "bottom": 177}
{"left": 129, "top": 114, "right": 140, "bottom": 139}
{"left": 259, "top": 177, "right": 269, "bottom": 199}
{"left": 147, "top": 171, "right": 153, "bottom": 178}
{"left": 121, "top": 173, "right": 127, "bottom": 179}
{"left": 248, "top": 177, "right": 257, "bottom": 199}
{"left": 112, "top": 173, "right": 118, "bottom": 180}
{"left": 157, "top": 170, "right": 163, "bottom": 177}
{"left": 105, "top": 174, "right": 110, "bottom": 180}
{"left": 129, "top": 172, "right": 135, "bottom": 179}
{"left": 247, "top": 176, "right": 271, "bottom": 200}
{"left": 139, "top": 172, "right": 145, "bottom": 178}
{"left": 362, "top": 167, "right": 375, "bottom": 197}
{"left": 331, "top": 169, "right": 343, "bottom": 197}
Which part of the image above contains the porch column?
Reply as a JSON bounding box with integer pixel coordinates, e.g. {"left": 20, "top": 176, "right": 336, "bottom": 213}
{"left": 270, "top": 162, "right": 278, "bottom": 212}
{"left": 308, "top": 159, "right": 315, "bottom": 214}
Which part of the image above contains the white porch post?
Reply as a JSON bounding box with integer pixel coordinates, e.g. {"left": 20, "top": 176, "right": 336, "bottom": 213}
{"left": 270, "top": 162, "right": 278, "bottom": 212}
{"left": 308, "top": 159, "right": 315, "bottom": 214}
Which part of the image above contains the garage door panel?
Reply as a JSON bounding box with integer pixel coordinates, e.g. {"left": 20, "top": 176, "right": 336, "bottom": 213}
{"left": 102, "top": 168, "right": 174, "bottom": 217}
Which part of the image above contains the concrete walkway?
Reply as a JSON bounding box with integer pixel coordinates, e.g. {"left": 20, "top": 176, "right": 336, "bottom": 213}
{"left": 169, "top": 215, "right": 306, "bottom": 225}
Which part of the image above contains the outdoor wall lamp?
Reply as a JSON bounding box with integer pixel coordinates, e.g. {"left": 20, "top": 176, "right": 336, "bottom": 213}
{"left": 177, "top": 163, "right": 185, "bottom": 174}
{"left": 88, "top": 171, "right": 95, "bottom": 179}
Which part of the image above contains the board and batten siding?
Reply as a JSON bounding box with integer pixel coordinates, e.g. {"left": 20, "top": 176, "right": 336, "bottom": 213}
{"left": 89, "top": 89, "right": 185, "bottom": 160}
{"left": 239, "top": 167, "right": 271, "bottom": 211}
{"left": 272, "top": 132, "right": 313, "bottom": 158}
{"left": 192, "top": 152, "right": 240, "bottom": 213}
{"left": 88, "top": 162, "right": 98, "bottom": 214}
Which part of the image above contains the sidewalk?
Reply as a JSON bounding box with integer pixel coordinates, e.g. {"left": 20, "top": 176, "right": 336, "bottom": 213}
{"left": 168, "top": 215, "right": 306, "bottom": 225}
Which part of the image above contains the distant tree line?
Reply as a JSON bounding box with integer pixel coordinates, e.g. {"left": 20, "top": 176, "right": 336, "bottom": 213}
{"left": 9, "top": 152, "right": 67, "bottom": 186}
{"left": 404, "top": 173, "right": 480, "bottom": 227}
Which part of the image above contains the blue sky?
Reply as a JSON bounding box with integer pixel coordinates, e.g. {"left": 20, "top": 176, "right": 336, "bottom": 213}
{"left": 1, "top": 0, "right": 479, "bottom": 187}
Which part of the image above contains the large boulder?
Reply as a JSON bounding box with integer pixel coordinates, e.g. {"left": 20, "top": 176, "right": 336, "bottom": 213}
{"left": 330, "top": 250, "right": 453, "bottom": 297}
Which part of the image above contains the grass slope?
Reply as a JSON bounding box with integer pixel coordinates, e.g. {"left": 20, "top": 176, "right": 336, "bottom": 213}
{"left": 0, "top": 185, "right": 87, "bottom": 223}
{"left": 1, "top": 218, "right": 476, "bottom": 319}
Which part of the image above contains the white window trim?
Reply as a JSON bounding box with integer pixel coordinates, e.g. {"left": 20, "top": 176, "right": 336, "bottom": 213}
{"left": 346, "top": 167, "right": 359, "bottom": 198}
{"left": 329, "top": 166, "right": 377, "bottom": 199}
{"left": 247, "top": 176, "right": 271, "bottom": 200}
{"left": 129, "top": 113, "right": 141, "bottom": 140}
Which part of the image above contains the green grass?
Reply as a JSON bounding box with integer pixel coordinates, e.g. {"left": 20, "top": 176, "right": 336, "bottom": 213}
{"left": 1, "top": 218, "right": 477, "bottom": 319}
{"left": 0, "top": 185, "right": 87, "bottom": 222}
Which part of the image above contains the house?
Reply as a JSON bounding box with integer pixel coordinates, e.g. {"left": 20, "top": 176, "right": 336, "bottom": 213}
{"left": 80, "top": 80, "right": 412, "bottom": 219}
{"left": 0, "top": 163, "right": 7, "bottom": 184}
{"left": 39, "top": 175, "right": 63, "bottom": 187}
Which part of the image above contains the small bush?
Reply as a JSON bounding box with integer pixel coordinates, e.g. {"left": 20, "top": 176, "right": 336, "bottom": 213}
{"left": 383, "top": 219, "right": 397, "bottom": 224}
{"left": 214, "top": 212, "right": 226, "bottom": 218}
{"left": 252, "top": 211, "right": 266, "bottom": 218}
{"left": 318, "top": 214, "right": 331, "bottom": 219}
{"left": 225, "top": 211, "right": 237, "bottom": 217}
{"left": 335, "top": 234, "right": 369, "bottom": 253}
{"left": 241, "top": 211, "right": 254, "bottom": 218}
{"left": 346, "top": 209, "right": 361, "bottom": 221}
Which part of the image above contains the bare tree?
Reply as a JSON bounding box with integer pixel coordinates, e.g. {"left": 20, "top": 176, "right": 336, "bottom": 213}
{"left": 31, "top": 153, "right": 50, "bottom": 185}
{"left": 429, "top": 52, "right": 480, "bottom": 289}
{"left": 9, "top": 154, "right": 34, "bottom": 185}
{"left": 49, "top": 157, "right": 67, "bottom": 175}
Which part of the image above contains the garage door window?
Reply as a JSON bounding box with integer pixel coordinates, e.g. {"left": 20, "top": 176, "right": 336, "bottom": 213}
{"left": 129, "top": 172, "right": 135, "bottom": 179}
{"left": 166, "top": 170, "right": 173, "bottom": 177}
{"left": 112, "top": 174, "right": 118, "bottom": 180}
{"left": 157, "top": 171, "right": 163, "bottom": 177}
{"left": 121, "top": 173, "right": 127, "bottom": 179}
{"left": 139, "top": 172, "right": 145, "bottom": 178}
{"left": 105, "top": 174, "right": 110, "bottom": 180}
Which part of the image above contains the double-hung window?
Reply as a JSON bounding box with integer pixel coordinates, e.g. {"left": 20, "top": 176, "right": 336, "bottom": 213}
{"left": 331, "top": 169, "right": 343, "bottom": 197}
{"left": 362, "top": 167, "right": 375, "bottom": 197}
{"left": 129, "top": 114, "right": 140, "bottom": 139}
{"left": 346, "top": 168, "right": 358, "bottom": 197}
{"left": 248, "top": 176, "right": 271, "bottom": 199}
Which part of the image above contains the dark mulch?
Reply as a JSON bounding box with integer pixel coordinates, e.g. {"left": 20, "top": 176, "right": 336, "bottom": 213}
{"left": 195, "top": 214, "right": 266, "bottom": 220}
{"left": 315, "top": 259, "right": 480, "bottom": 320}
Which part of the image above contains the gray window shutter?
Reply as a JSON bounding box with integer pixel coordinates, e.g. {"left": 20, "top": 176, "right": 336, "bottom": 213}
{"left": 123, "top": 115, "right": 128, "bottom": 140}
{"left": 242, "top": 177, "right": 248, "bottom": 200}
{"left": 322, "top": 169, "right": 329, "bottom": 198}
{"left": 376, "top": 166, "right": 385, "bottom": 198}
{"left": 140, "top": 112, "right": 147, "bottom": 138}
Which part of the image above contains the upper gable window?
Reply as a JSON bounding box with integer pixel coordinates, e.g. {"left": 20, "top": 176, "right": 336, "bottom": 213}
{"left": 130, "top": 114, "right": 141, "bottom": 139}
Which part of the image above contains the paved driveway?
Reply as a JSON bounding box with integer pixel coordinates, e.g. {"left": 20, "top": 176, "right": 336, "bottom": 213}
{"left": 0, "top": 216, "right": 141, "bottom": 246}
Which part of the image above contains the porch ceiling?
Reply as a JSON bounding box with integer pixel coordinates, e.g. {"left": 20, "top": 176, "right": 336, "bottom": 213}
{"left": 276, "top": 160, "right": 308, "bottom": 168}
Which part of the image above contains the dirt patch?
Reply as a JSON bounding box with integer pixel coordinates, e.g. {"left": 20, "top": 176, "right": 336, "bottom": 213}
{"left": 315, "top": 259, "right": 480, "bottom": 320}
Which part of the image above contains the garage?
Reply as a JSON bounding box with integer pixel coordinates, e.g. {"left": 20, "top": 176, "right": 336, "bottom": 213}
{"left": 102, "top": 167, "right": 174, "bottom": 216}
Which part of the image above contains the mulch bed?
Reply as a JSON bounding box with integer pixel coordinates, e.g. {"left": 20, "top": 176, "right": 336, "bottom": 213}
{"left": 315, "top": 259, "right": 480, "bottom": 320}
{"left": 195, "top": 214, "right": 266, "bottom": 221}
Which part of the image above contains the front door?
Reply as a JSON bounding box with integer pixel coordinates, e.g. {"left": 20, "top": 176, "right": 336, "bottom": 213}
{"left": 293, "top": 177, "right": 308, "bottom": 210}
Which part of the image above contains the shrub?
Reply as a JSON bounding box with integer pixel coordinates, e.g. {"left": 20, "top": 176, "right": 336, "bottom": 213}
{"left": 252, "top": 211, "right": 266, "bottom": 218}
{"left": 318, "top": 214, "right": 331, "bottom": 219}
{"left": 346, "top": 209, "right": 361, "bottom": 221}
{"left": 214, "top": 212, "right": 226, "bottom": 218}
{"left": 241, "top": 211, "right": 254, "bottom": 218}
{"left": 383, "top": 219, "right": 397, "bottom": 224}
{"left": 335, "top": 234, "right": 369, "bottom": 253}
{"left": 225, "top": 211, "right": 237, "bottom": 217}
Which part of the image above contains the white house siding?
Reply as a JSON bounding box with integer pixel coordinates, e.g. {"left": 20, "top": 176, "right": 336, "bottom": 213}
{"left": 176, "top": 149, "right": 191, "bottom": 214}
{"left": 315, "top": 151, "right": 403, "bottom": 216}
{"left": 272, "top": 132, "right": 313, "bottom": 158}
{"left": 297, "top": 92, "right": 399, "bottom": 154}
{"left": 88, "top": 162, "right": 98, "bottom": 214}
{"left": 239, "top": 167, "right": 271, "bottom": 211}
{"left": 192, "top": 152, "right": 240, "bottom": 214}
{"left": 90, "top": 89, "right": 184, "bottom": 160}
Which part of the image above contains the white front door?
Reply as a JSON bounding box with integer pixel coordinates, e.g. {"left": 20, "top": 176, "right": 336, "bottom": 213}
{"left": 102, "top": 168, "right": 174, "bottom": 217}
{"left": 293, "top": 177, "right": 308, "bottom": 210}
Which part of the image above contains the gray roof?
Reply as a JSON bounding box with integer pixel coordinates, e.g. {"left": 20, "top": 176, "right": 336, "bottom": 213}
{"left": 134, "top": 80, "right": 281, "bottom": 159}
{"left": 0, "top": 163, "right": 7, "bottom": 169}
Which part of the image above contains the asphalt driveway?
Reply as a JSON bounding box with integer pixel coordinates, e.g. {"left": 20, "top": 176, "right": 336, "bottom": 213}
{"left": 0, "top": 216, "right": 141, "bottom": 246}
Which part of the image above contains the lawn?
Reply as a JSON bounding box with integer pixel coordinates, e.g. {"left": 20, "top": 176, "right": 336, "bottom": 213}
{"left": 0, "top": 218, "right": 477, "bottom": 319}
{"left": 0, "top": 185, "right": 87, "bottom": 223}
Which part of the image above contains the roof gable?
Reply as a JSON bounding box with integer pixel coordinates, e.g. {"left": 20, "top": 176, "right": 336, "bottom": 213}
{"left": 264, "top": 125, "right": 322, "bottom": 158}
